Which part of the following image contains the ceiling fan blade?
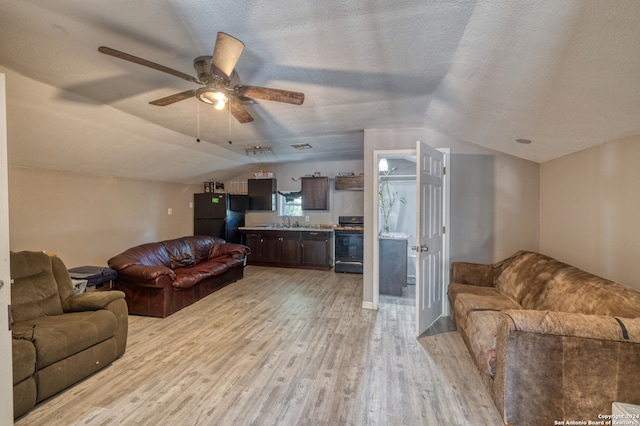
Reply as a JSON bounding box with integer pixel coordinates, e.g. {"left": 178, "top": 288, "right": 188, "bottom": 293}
{"left": 229, "top": 98, "right": 254, "bottom": 123}
{"left": 98, "top": 46, "right": 201, "bottom": 84}
{"left": 149, "top": 90, "right": 197, "bottom": 106}
{"left": 234, "top": 85, "right": 305, "bottom": 105}
{"left": 211, "top": 33, "right": 245, "bottom": 79}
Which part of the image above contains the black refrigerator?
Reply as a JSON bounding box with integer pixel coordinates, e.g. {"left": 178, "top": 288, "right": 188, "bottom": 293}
{"left": 193, "top": 193, "right": 249, "bottom": 244}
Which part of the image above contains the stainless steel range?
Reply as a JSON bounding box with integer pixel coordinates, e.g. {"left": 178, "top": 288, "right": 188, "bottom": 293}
{"left": 334, "top": 216, "right": 364, "bottom": 274}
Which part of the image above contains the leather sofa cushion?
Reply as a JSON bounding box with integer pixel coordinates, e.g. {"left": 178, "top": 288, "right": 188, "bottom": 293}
{"left": 173, "top": 260, "right": 230, "bottom": 289}
{"left": 108, "top": 242, "right": 172, "bottom": 270}
{"left": 12, "top": 310, "right": 118, "bottom": 369}
{"left": 189, "top": 236, "right": 223, "bottom": 263}
{"left": 214, "top": 255, "right": 246, "bottom": 268}
{"left": 450, "top": 284, "right": 521, "bottom": 330}
{"left": 162, "top": 238, "right": 196, "bottom": 269}
{"left": 535, "top": 267, "right": 640, "bottom": 317}
{"left": 10, "top": 251, "right": 64, "bottom": 322}
{"left": 12, "top": 338, "right": 36, "bottom": 385}
{"left": 451, "top": 288, "right": 521, "bottom": 379}
{"left": 493, "top": 251, "right": 566, "bottom": 309}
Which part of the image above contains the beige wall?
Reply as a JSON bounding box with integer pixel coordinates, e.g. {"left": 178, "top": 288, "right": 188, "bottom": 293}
{"left": 9, "top": 166, "right": 200, "bottom": 268}
{"left": 363, "top": 128, "right": 540, "bottom": 306}
{"left": 8, "top": 159, "right": 364, "bottom": 269}
{"left": 540, "top": 135, "right": 640, "bottom": 290}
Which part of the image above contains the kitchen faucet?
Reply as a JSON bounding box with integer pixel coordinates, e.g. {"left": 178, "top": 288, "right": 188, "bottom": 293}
{"left": 281, "top": 215, "right": 291, "bottom": 228}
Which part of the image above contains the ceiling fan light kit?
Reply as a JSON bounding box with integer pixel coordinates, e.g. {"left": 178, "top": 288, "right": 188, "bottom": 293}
{"left": 98, "top": 32, "right": 304, "bottom": 124}
{"left": 196, "top": 87, "right": 228, "bottom": 110}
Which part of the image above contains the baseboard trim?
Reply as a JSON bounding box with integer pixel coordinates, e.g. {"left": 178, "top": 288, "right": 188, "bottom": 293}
{"left": 361, "top": 301, "right": 377, "bottom": 310}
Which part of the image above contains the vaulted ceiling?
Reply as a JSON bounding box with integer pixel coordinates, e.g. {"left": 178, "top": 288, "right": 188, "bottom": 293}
{"left": 1, "top": 1, "right": 639, "bottom": 183}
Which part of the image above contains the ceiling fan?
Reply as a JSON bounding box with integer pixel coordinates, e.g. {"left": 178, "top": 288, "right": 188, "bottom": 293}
{"left": 98, "top": 32, "right": 304, "bottom": 123}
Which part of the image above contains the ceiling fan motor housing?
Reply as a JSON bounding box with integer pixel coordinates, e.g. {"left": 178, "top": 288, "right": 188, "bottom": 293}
{"left": 193, "top": 56, "right": 214, "bottom": 84}
{"left": 193, "top": 56, "right": 230, "bottom": 85}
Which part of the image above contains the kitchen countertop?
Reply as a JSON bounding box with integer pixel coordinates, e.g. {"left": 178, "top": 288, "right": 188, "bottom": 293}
{"left": 239, "top": 225, "right": 334, "bottom": 232}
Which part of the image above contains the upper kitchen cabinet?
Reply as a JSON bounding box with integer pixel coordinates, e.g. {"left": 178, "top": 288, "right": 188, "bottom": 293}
{"left": 248, "top": 178, "right": 277, "bottom": 211}
{"left": 301, "top": 176, "right": 329, "bottom": 210}
{"left": 334, "top": 175, "right": 364, "bottom": 191}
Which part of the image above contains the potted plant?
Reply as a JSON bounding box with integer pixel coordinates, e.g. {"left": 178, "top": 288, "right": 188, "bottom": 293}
{"left": 378, "top": 169, "right": 406, "bottom": 233}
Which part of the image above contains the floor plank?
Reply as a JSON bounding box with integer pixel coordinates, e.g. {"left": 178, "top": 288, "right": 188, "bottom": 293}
{"left": 15, "top": 266, "right": 503, "bottom": 425}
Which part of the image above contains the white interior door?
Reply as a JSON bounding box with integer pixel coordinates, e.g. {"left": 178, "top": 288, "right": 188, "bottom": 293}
{"left": 0, "top": 73, "right": 14, "bottom": 422}
{"left": 414, "top": 141, "right": 445, "bottom": 336}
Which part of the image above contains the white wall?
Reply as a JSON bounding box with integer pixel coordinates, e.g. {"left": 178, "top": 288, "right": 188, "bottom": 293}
{"left": 540, "top": 135, "right": 640, "bottom": 290}
{"left": 363, "top": 128, "right": 539, "bottom": 306}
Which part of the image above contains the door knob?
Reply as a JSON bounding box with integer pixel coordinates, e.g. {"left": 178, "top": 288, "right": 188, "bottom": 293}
{"left": 411, "top": 245, "right": 429, "bottom": 252}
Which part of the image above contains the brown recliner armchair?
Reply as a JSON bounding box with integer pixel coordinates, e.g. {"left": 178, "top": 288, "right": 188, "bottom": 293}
{"left": 11, "top": 251, "right": 128, "bottom": 419}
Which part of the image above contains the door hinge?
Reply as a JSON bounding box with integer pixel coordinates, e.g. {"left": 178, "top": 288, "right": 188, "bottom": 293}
{"left": 443, "top": 166, "right": 446, "bottom": 175}
{"left": 442, "top": 226, "right": 446, "bottom": 234}
{"left": 7, "top": 304, "right": 11, "bottom": 331}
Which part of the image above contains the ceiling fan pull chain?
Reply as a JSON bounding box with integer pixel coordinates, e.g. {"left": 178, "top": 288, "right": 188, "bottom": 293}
{"left": 196, "top": 100, "right": 201, "bottom": 142}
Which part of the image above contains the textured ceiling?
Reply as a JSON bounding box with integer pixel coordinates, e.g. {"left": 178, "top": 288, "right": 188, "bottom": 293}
{"left": 1, "top": 0, "right": 639, "bottom": 183}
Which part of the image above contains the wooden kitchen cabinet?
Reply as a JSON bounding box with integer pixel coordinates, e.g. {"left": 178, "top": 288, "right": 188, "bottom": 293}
{"left": 244, "top": 233, "right": 267, "bottom": 263}
{"left": 259, "top": 232, "right": 281, "bottom": 264}
{"left": 334, "top": 175, "right": 364, "bottom": 191}
{"left": 301, "top": 231, "right": 331, "bottom": 269}
{"left": 301, "top": 177, "right": 329, "bottom": 210}
{"left": 280, "top": 233, "right": 302, "bottom": 265}
{"left": 242, "top": 230, "right": 331, "bottom": 270}
{"left": 248, "top": 178, "right": 277, "bottom": 211}
{"left": 245, "top": 231, "right": 300, "bottom": 265}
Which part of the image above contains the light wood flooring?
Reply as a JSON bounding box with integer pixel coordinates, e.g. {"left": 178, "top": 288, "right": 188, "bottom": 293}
{"left": 15, "top": 266, "right": 503, "bottom": 425}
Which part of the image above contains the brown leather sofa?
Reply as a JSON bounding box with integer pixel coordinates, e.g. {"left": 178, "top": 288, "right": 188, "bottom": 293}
{"left": 108, "top": 235, "right": 250, "bottom": 318}
{"left": 11, "top": 251, "right": 128, "bottom": 419}
{"left": 449, "top": 250, "right": 640, "bottom": 425}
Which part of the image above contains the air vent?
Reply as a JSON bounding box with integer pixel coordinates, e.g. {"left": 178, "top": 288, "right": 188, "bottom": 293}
{"left": 292, "top": 143, "right": 312, "bottom": 150}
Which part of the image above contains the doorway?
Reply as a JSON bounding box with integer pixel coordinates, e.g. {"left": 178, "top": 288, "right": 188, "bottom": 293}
{"left": 372, "top": 145, "right": 450, "bottom": 336}
{"left": 377, "top": 154, "right": 417, "bottom": 300}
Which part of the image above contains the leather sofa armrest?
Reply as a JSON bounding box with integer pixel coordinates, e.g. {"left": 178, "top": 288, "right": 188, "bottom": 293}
{"left": 118, "top": 264, "right": 176, "bottom": 280}
{"left": 492, "top": 310, "right": 640, "bottom": 425}
{"left": 499, "top": 309, "right": 640, "bottom": 342}
{"left": 211, "top": 243, "right": 251, "bottom": 259}
{"left": 451, "top": 261, "right": 494, "bottom": 287}
{"left": 62, "top": 290, "right": 126, "bottom": 312}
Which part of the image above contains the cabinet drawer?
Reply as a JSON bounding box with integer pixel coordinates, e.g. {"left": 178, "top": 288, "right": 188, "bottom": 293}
{"left": 302, "top": 231, "right": 332, "bottom": 239}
